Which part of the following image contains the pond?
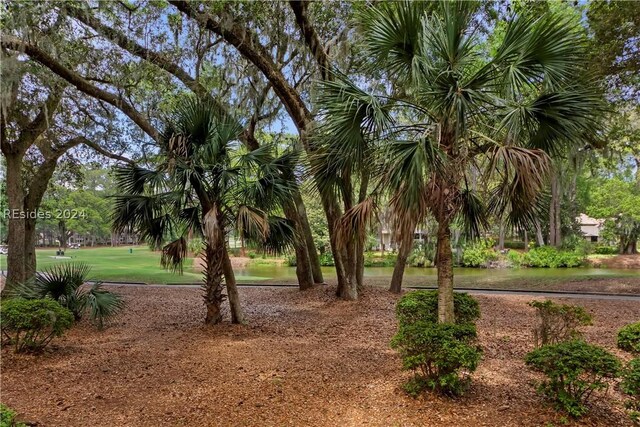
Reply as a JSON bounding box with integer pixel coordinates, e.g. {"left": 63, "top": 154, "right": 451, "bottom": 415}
{"left": 234, "top": 264, "right": 638, "bottom": 285}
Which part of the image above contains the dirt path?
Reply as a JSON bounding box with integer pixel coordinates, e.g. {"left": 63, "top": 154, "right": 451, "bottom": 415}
{"left": 2, "top": 286, "right": 638, "bottom": 426}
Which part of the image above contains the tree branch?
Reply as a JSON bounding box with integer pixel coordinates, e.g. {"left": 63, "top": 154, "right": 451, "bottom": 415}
{"left": 81, "top": 138, "right": 135, "bottom": 164}
{"left": 289, "top": 1, "right": 331, "bottom": 80}
{"left": 169, "top": 1, "right": 312, "bottom": 139}
{"left": 12, "top": 85, "right": 65, "bottom": 156}
{"left": 1, "top": 34, "right": 160, "bottom": 142}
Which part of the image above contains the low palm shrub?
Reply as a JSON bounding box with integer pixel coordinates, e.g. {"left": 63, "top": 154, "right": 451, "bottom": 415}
{"left": 8, "top": 263, "right": 123, "bottom": 329}
{"left": 0, "top": 299, "right": 73, "bottom": 353}
{"left": 618, "top": 322, "right": 640, "bottom": 354}
{"left": 525, "top": 340, "right": 621, "bottom": 417}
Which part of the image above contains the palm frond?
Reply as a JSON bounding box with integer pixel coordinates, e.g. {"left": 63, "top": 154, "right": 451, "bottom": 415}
{"left": 457, "top": 188, "right": 488, "bottom": 240}
{"left": 161, "top": 237, "right": 188, "bottom": 274}
{"left": 336, "top": 197, "right": 378, "bottom": 248}
{"left": 85, "top": 284, "right": 125, "bottom": 330}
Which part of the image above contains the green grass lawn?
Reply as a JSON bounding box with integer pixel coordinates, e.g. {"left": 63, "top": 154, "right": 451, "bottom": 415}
{"left": 31, "top": 246, "right": 271, "bottom": 284}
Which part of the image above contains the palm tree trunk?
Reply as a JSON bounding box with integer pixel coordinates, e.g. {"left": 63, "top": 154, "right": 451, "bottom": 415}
{"left": 338, "top": 239, "right": 358, "bottom": 300}
{"left": 549, "top": 171, "right": 562, "bottom": 247}
{"left": 222, "top": 245, "right": 244, "bottom": 324}
{"left": 355, "top": 234, "right": 365, "bottom": 292}
{"left": 292, "top": 191, "right": 324, "bottom": 283}
{"left": 436, "top": 221, "right": 455, "bottom": 323}
{"left": 203, "top": 242, "right": 224, "bottom": 325}
{"left": 535, "top": 219, "right": 545, "bottom": 246}
{"left": 283, "top": 201, "right": 314, "bottom": 290}
{"left": 389, "top": 231, "right": 413, "bottom": 293}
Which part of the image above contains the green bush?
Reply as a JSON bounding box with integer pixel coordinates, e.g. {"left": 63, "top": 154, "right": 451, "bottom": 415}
{"left": 363, "top": 252, "right": 396, "bottom": 267}
{"left": 503, "top": 240, "right": 526, "bottom": 250}
{"left": 408, "top": 242, "right": 435, "bottom": 267}
{"left": 529, "top": 300, "right": 592, "bottom": 347}
{"left": 391, "top": 321, "right": 481, "bottom": 396}
{"left": 396, "top": 290, "right": 480, "bottom": 326}
{"left": 618, "top": 322, "right": 640, "bottom": 354}
{"left": 187, "top": 237, "right": 204, "bottom": 256}
{"left": 620, "top": 358, "right": 640, "bottom": 424}
{"left": 524, "top": 340, "right": 621, "bottom": 417}
{"left": 0, "top": 299, "right": 74, "bottom": 353}
{"left": 521, "top": 246, "right": 584, "bottom": 268}
{"left": 507, "top": 249, "right": 525, "bottom": 267}
{"left": 461, "top": 239, "right": 498, "bottom": 267}
{"left": 392, "top": 291, "right": 481, "bottom": 397}
{"left": 7, "top": 263, "right": 123, "bottom": 329}
{"left": 593, "top": 244, "right": 618, "bottom": 255}
{"left": 319, "top": 251, "right": 334, "bottom": 266}
{"left": 0, "top": 404, "right": 26, "bottom": 427}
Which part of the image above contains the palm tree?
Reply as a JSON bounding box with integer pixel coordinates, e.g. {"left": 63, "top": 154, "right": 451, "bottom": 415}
{"left": 112, "top": 97, "right": 298, "bottom": 324}
{"left": 316, "top": 2, "right": 603, "bottom": 322}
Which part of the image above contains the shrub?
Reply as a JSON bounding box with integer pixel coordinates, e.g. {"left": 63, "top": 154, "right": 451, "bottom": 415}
{"left": 7, "top": 263, "right": 124, "bottom": 329}
{"left": 521, "top": 247, "right": 584, "bottom": 268}
{"left": 620, "top": 358, "right": 640, "bottom": 424}
{"left": 364, "top": 252, "right": 396, "bottom": 267}
{"left": 0, "top": 404, "right": 26, "bottom": 427}
{"left": 0, "top": 299, "right": 74, "bottom": 353}
{"left": 503, "top": 240, "right": 526, "bottom": 250}
{"left": 593, "top": 245, "right": 618, "bottom": 255}
{"left": 247, "top": 251, "right": 257, "bottom": 259}
{"left": 618, "top": 322, "right": 640, "bottom": 354}
{"left": 396, "top": 290, "right": 480, "bottom": 326}
{"left": 529, "top": 300, "right": 592, "bottom": 348}
{"left": 461, "top": 239, "right": 498, "bottom": 267}
{"left": 507, "top": 249, "right": 525, "bottom": 267}
{"left": 391, "top": 321, "right": 481, "bottom": 396}
{"left": 524, "top": 340, "right": 621, "bottom": 417}
{"left": 319, "top": 251, "right": 334, "bottom": 266}
{"left": 187, "top": 237, "right": 204, "bottom": 256}
{"left": 408, "top": 242, "right": 436, "bottom": 268}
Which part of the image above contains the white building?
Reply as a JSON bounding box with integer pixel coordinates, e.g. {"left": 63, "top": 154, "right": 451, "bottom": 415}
{"left": 577, "top": 213, "right": 604, "bottom": 243}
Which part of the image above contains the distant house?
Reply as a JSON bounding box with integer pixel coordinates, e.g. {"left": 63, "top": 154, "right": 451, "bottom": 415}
{"left": 375, "top": 227, "right": 428, "bottom": 251}
{"left": 577, "top": 213, "right": 604, "bottom": 242}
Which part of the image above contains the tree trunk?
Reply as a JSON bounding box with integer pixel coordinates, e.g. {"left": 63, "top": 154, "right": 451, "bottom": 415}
{"left": 524, "top": 230, "right": 529, "bottom": 252}
{"left": 535, "top": 219, "right": 545, "bottom": 246}
{"left": 498, "top": 221, "right": 505, "bottom": 250}
{"left": 283, "top": 201, "right": 314, "bottom": 290}
{"left": 436, "top": 221, "right": 455, "bottom": 323}
{"left": 24, "top": 218, "right": 37, "bottom": 279}
{"left": 549, "top": 172, "right": 562, "bottom": 247}
{"left": 293, "top": 191, "right": 324, "bottom": 284}
{"left": 5, "top": 153, "right": 26, "bottom": 287}
{"left": 389, "top": 231, "right": 413, "bottom": 293}
{"left": 222, "top": 245, "right": 244, "bottom": 324}
{"left": 355, "top": 234, "right": 365, "bottom": 292}
{"left": 203, "top": 242, "right": 224, "bottom": 325}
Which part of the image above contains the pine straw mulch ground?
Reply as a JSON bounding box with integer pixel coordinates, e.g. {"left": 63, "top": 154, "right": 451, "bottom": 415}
{"left": 1, "top": 285, "right": 638, "bottom": 427}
